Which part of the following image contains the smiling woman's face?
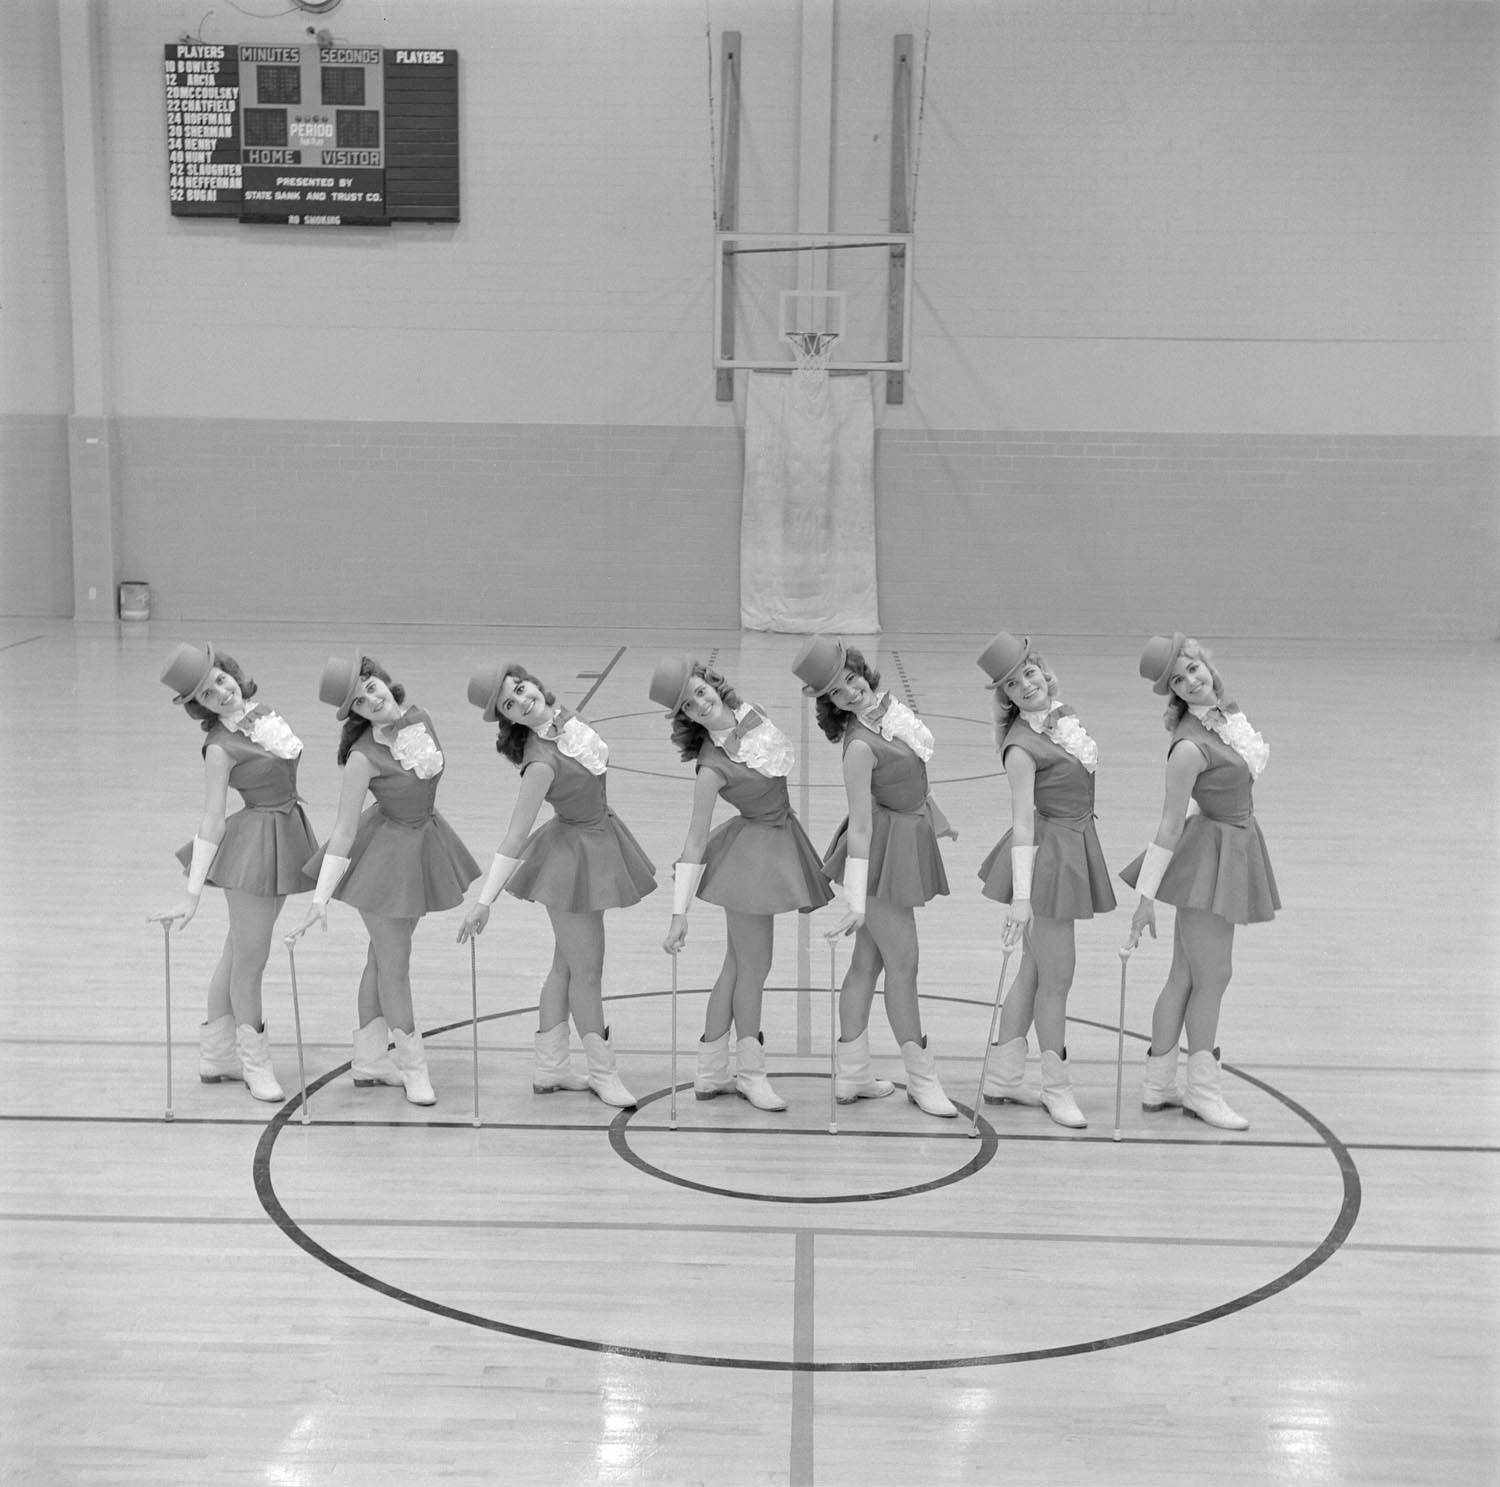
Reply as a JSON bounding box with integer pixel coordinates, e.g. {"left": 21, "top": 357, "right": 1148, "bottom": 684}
{"left": 498, "top": 674, "right": 549, "bottom": 728}
{"left": 1001, "top": 662, "right": 1050, "bottom": 713}
{"left": 191, "top": 668, "right": 244, "bottom": 716}
{"left": 827, "top": 668, "right": 875, "bottom": 714}
{"left": 350, "top": 674, "right": 401, "bottom": 724}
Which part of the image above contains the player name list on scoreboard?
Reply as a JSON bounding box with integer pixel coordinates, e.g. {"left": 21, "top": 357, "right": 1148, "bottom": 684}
{"left": 163, "top": 43, "right": 459, "bottom": 226}
{"left": 165, "top": 46, "right": 242, "bottom": 213}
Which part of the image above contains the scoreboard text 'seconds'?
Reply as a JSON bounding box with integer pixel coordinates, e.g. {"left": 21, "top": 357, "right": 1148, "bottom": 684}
{"left": 165, "top": 43, "right": 458, "bottom": 226}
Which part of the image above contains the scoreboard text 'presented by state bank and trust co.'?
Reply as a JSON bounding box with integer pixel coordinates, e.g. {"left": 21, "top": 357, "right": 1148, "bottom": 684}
{"left": 165, "top": 43, "right": 459, "bottom": 227}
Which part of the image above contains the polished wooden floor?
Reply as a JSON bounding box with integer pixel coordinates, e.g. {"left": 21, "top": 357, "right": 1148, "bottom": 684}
{"left": 2, "top": 620, "right": 1496, "bottom": 1486}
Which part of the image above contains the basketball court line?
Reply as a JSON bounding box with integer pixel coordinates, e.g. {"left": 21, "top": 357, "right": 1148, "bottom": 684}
{"left": 3, "top": 1110, "right": 1490, "bottom": 1156}
{"left": 5, "top": 1211, "right": 1493, "bottom": 1262}
{"left": 573, "top": 644, "right": 626, "bottom": 711}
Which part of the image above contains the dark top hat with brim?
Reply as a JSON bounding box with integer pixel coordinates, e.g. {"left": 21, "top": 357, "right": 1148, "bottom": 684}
{"left": 648, "top": 655, "right": 697, "bottom": 716}
{"left": 791, "top": 635, "right": 847, "bottom": 698}
{"left": 467, "top": 661, "right": 516, "bottom": 723}
{"left": 1138, "top": 633, "right": 1188, "bottom": 695}
{"left": 318, "top": 651, "right": 364, "bottom": 720}
{"left": 160, "top": 641, "right": 216, "bottom": 704}
{"left": 975, "top": 631, "right": 1033, "bottom": 691}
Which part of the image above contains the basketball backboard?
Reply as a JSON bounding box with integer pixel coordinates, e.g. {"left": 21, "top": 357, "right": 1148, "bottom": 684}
{"left": 714, "top": 231, "right": 913, "bottom": 372}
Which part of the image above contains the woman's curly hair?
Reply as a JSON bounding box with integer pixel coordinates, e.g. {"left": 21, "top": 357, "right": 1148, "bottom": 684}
{"left": 989, "top": 650, "right": 1060, "bottom": 751}
{"left": 1161, "top": 638, "right": 1225, "bottom": 732}
{"left": 667, "top": 663, "right": 743, "bottom": 762}
{"left": 492, "top": 664, "right": 557, "bottom": 768}
{"left": 813, "top": 647, "right": 881, "bottom": 743}
{"left": 183, "top": 650, "right": 259, "bottom": 754}
{"left": 336, "top": 656, "right": 406, "bottom": 765}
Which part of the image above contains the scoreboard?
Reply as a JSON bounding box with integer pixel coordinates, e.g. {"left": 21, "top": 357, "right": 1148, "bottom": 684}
{"left": 165, "top": 43, "right": 458, "bottom": 225}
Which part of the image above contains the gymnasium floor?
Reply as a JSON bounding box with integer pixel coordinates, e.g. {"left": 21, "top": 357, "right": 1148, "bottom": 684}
{"left": 3, "top": 619, "right": 1496, "bottom": 1486}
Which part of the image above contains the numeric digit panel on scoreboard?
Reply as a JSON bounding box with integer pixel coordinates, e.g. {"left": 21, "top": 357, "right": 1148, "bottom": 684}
{"left": 164, "top": 43, "right": 459, "bottom": 227}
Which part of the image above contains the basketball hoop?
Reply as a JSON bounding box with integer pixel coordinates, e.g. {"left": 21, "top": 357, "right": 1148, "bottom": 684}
{"left": 787, "top": 330, "right": 838, "bottom": 414}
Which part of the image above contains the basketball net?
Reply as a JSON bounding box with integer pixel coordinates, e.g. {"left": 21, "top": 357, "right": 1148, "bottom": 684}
{"left": 787, "top": 331, "right": 838, "bottom": 415}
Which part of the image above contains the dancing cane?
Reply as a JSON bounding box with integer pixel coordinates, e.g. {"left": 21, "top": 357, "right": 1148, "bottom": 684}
{"left": 993, "top": 916, "right": 1025, "bottom": 1043}
{"left": 1113, "top": 944, "right": 1132, "bottom": 1143}
{"left": 282, "top": 935, "right": 311, "bottom": 1125}
{"left": 469, "top": 936, "right": 481, "bottom": 1129}
{"left": 668, "top": 947, "right": 679, "bottom": 1131}
{"left": 161, "top": 921, "right": 175, "bottom": 1122}
{"left": 968, "top": 943, "right": 1015, "bottom": 1140}
{"left": 827, "top": 939, "right": 839, "bottom": 1136}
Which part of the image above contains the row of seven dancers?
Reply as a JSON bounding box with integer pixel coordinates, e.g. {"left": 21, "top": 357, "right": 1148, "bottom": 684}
{"left": 153, "top": 630, "right": 1278, "bottom": 1132}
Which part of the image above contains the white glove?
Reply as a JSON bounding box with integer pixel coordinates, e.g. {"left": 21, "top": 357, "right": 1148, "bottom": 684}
{"left": 843, "top": 857, "right": 869, "bottom": 916}
{"left": 1010, "top": 845, "right": 1035, "bottom": 901}
{"left": 672, "top": 860, "right": 706, "bottom": 915}
{"left": 184, "top": 836, "right": 219, "bottom": 896}
{"left": 1134, "top": 842, "right": 1174, "bottom": 900}
{"left": 478, "top": 852, "right": 522, "bottom": 907}
{"left": 312, "top": 853, "right": 351, "bottom": 908}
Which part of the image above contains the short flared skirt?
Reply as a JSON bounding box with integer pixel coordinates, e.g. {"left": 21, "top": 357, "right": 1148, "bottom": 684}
{"left": 698, "top": 815, "right": 835, "bottom": 916}
{"left": 176, "top": 804, "right": 318, "bottom": 898}
{"left": 505, "top": 811, "right": 658, "bottom": 913}
{"left": 1119, "top": 813, "right": 1279, "bottom": 926}
{"left": 304, "top": 805, "right": 480, "bottom": 919}
{"left": 823, "top": 804, "right": 949, "bottom": 910}
{"left": 979, "top": 817, "right": 1116, "bottom": 920}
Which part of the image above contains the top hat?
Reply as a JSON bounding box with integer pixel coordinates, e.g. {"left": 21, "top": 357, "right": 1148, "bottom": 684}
{"left": 975, "top": 631, "right": 1033, "bottom": 691}
{"left": 318, "top": 651, "right": 364, "bottom": 719}
{"left": 648, "top": 655, "right": 697, "bottom": 716}
{"left": 467, "top": 661, "right": 514, "bottom": 723}
{"left": 160, "top": 641, "right": 216, "bottom": 704}
{"left": 791, "top": 635, "right": 846, "bottom": 697}
{"left": 1138, "top": 633, "right": 1188, "bottom": 695}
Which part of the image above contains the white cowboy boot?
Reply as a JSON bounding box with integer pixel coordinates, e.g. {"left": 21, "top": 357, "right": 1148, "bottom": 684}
{"left": 234, "top": 1022, "right": 285, "bottom": 1103}
{"left": 199, "top": 1014, "right": 241, "bottom": 1083}
{"left": 1142, "top": 1044, "right": 1183, "bottom": 1111}
{"left": 1039, "top": 1049, "right": 1087, "bottom": 1129}
{"left": 390, "top": 1026, "right": 437, "bottom": 1107}
{"left": 693, "top": 1030, "right": 735, "bottom": 1099}
{"left": 734, "top": 1033, "right": 788, "bottom": 1112}
{"left": 350, "top": 1016, "right": 403, "bottom": 1088}
{"left": 982, "top": 1035, "right": 1043, "bottom": 1106}
{"left": 532, "top": 1022, "right": 589, "bottom": 1093}
{"left": 899, "top": 1037, "right": 958, "bottom": 1118}
{"left": 1183, "top": 1048, "right": 1249, "bottom": 1131}
{"left": 833, "top": 1029, "right": 895, "bottom": 1104}
{"left": 582, "top": 1027, "right": 637, "bottom": 1109}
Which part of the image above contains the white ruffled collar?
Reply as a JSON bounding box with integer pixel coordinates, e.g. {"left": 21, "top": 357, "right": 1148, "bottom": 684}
{"left": 710, "top": 703, "right": 794, "bottom": 778}
{"left": 224, "top": 703, "right": 302, "bottom": 760}
{"left": 1189, "top": 701, "right": 1269, "bottom": 780}
{"left": 857, "top": 693, "right": 934, "bottom": 763}
{"left": 1021, "top": 702, "right": 1097, "bottom": 774}
{"left": 540, "top": 710, "right": 608, "bottom": 775}
{"left": 374, "top": 708, "right": 444, "bottom": 779}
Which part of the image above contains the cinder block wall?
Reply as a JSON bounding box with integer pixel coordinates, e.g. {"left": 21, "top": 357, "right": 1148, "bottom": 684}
{"left": 1, "top": 0, "right": 73, "bottom": 614}
{"left": 3, "top": 0, "right": 1495, "bottom": 634}
{"left": 115, "top": 419, "right": 745, "bottom": 627}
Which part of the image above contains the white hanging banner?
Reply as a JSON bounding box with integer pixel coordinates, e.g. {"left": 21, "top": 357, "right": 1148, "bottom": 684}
{"left": 739, "top": 372, "right": 880, "bottom": 634}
